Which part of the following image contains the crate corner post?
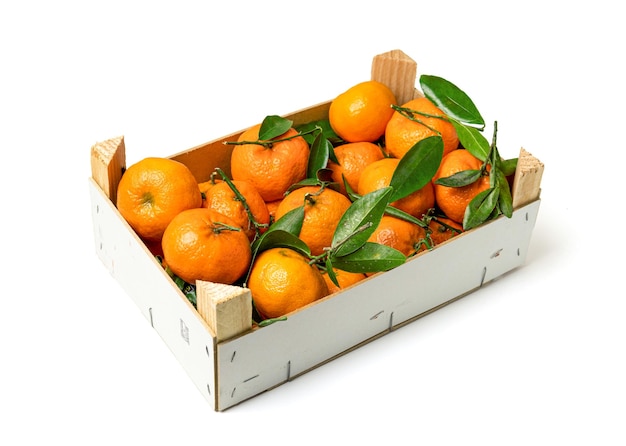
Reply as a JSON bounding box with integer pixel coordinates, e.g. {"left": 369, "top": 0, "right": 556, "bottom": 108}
{"left": 196, "top": 281, "right": 253, "bottom": 343}
{"left": 512, "top": 147, "right": 545, "bottom": 209}
{"left": 371, "top": 49, "right": 418, "bottom": 105}
{"left": 90, "top": 135, "right": 126, "bottom": 205}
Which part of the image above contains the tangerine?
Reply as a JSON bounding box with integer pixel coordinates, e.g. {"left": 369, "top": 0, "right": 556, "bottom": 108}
{"left": 116, "top": 157, "right": 202, "bottom": 243}
{"left": 433, "top": 149, "right": 491, "bottom": 225}
{"left": 230, "top": 124, "right": 309, "bottom": 202}
{"left": 385, "top": 96, "right": 459, "bottom": 159}
{"left": 322, "top": 267, "right": 367, "bottom": 294}
{"left": 327, "top": 141, "right": 385, "bottom": 195}
{"left": 203, "top": 179, "right": 270, "bottom": 241}
{"left": 198, "top": 177, "right": 223, "bottom": 207}
{"left": 428, "top": 216, "right": 463, "bottom": 246}
{"left": 264, "top": 199, "right": 282, "bottom": 224}
{"left": 161, "top": 208, "right": 252, "bottom": 285}
{"left": 329, "top": 80, "right": 397, "bottom": 143}
{"left": 247, "top": 247, "right": 329, "bottom": 319}
{"left": 274, "top": 185, "right": 352, "bottom": 256}
{"left": 367, "top": 215, "right": 426, "bottom": 257}
{"left": 357, "top": 157, "right": 435, "bottom": 219}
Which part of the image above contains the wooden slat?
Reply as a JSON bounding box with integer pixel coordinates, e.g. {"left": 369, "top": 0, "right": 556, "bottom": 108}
{"left": 512, "top": 148, "right": 544, "bottom": 209}
{"left": 196, "top": 281, "right": 252, "bottom": 342}
{"left": 90, "top": 135, "right": 126, "bottom": 205}
{"left": 371, "top": 49, "right": 418, "bottom": 105}
{"left": 169, "top": 131, "right": 240, "bottom": 183}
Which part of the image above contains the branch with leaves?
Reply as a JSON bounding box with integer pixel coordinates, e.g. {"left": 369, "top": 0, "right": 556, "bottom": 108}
{"left": 168, "top": 74, "right": 518, "bottom": 315}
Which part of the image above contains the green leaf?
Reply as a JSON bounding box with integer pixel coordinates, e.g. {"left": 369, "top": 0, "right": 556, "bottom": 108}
{"left": 245, "top": 215, "right": 310, "bottom": 287}
{"left": 389, "top": 135, "right": 443, "bottom": 201}
{"left": 252, "top": 206, "right": 305, "bottom": 252}
{"left": 184, "top": 288, "right": 197, "bottom": 307}
{"left": 286, "top": 178, "right": 321, "bottom": 193}
{"left": 269, "top": 205, "right": 304, "bottom": 235}
{"left": 434, "top": 169, "right": 483, "bottom": 187}
{"left": 496, "top": 170, "right": 513, "bottom": 218}
{"left": 325, "top": 258, "right": 341, "bottom": 289}
{"left": 259, "top": 115, "right": 293, "bottom": 140}
{"left": 499, "top": 157, "right": 518, "bottom": 177}
{"left": 170, "top": 274, "right": 197, "bottom": 307}
{"left": 296, "top": 119, "right": 340, "bottom": 145}
{"left": 419, "top": 75, "right": 485, "bottom": 128}
{"left": 463, "top": 187, "right": 500, "bottom": 230}
{"left": 344, "top": 176, "right": 360, "bottom": 201}
{"left": 257, "top": 316, "right": 288, "bottom": 327}
{"left": 253, "top": 228, "right": 311, "bottom": 259}
{"left": 332, "top": 187, "right": 394, "bottom": 258}
{"left": 451, "top": 121, "right": 491, "bottom": 161}
{"left": 383, "top": 204, "right": 429, "bottom": 228}
{"left": 308, "top": 132, "right": 332, "bottom": 179}
{"left": 331, "top": 242, "right": 406, "bottom": 273}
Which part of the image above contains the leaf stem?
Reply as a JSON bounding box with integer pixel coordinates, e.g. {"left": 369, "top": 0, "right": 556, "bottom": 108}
{"left": 224, "top": 125, "right": 323, "bottom": 148}
{"left": 308, "top": 221, "right": 374, "bottom": 266}
{"left": 211, "top": 221, "right": 243, "bottom": 233}
{"left": 257, "top": 316, "right": 288, "bottom": 327}
{"left": 303, "top": 182, "right": 326, "bottom": 205}
{"left": 213, "top": 167, "right": 269, "bottom": 240}
{"left": 391, "top": 104, "right": 448, "bottom": 135}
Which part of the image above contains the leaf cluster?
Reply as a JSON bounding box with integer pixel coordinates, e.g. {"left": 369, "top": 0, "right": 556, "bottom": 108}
{"left": 419, "top": 75, "right": 517, "bottom": 229}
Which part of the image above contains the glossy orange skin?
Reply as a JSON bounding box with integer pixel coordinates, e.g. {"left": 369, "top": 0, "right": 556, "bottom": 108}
{"left": 358, "top": 157, "right": 435, "bottom": 219}
{"left": 161, "top": 208, "right": 251, "bottom": 285}
{"left": 385, "top": 97, "right": 459, "bottom": 159}
{"left": 329, "top": 80, "right": 397, "bottom": 143}
{"left": 433, "top": 149, "right": 491, "bottom": 225}
{"left": 274, "top": 186, "right": 352, "bottom": 256}
{"left": 248, "top": 247, "right": 329, "bottom": 319}
{"left": 231, "top": 124, "right": 309, "bottom": 202}
{"left": 203, "top": 180, "right": 270, "bottom": 241}
{"left": 116, "top": 157, "right": 202, "bottom": 243}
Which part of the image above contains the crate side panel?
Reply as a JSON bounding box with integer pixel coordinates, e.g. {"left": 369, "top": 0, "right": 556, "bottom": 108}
{"left": 483, "top": 200, "right": 541, "bottom": 283}
{"left": 391, "top": 200, "right": 541, "bottom": 326}
{"left": 283, "top": 101, "right": 331, "bottom": 126}
{"left": 169, "top": 131, "right": 239, "bottom": 183}
{"left": 215, "top": 276, "right": 395, "bottom": 409}
{"left": 215, "top": 201, "right": 540, "bottom": 410}
{"left": 89, "top": 179, "right": 218, "bottom": 409}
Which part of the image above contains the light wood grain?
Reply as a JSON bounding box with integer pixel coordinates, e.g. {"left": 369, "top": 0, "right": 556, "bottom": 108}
{"left": 90, "top": 135, "right": 126, "bottom": 205}
{"left": 371, "top": 49, "right": 418, "bottom": 105}
{"left": 512, "top": 148, "right": 544, "bottom": 209}
{"left": 196, "top": 281, "right": 252, "bottom": 342}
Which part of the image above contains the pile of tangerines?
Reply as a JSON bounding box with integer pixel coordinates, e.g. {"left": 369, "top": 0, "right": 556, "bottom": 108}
{"left": 116, "top": 76, "right": 516, "bottom": 323}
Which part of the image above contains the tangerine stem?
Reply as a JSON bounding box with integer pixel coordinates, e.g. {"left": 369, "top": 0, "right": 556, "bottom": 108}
{"left": 303, "top": 182, "right": 326, "bottom": 205}
{"left": 307, "top": 221, "right": 374, "bottom": 266}
{"left": 211, "top": 221, "right": 242, "bottom": 233}
{"left": 224, "top": 125, "right": 322, "bottom": 148}
{"left": 479, "top": 120, "right": 498, "bottom": 177}
{"left": 430, "top": 216, "right": 462, "bottom": 235}
{"left": 414, "top": 236, "right": 433, "bottom": 254}
{"left": 213, "top": 168, "right": 268, "bottom": 241}
{"left": 391, "top": 104, "right": 447, "bottom": 135}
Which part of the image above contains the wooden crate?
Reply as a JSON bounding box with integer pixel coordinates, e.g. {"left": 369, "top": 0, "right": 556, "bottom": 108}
{"left": 89, "top": 50, "right": 544, "bottom": 411}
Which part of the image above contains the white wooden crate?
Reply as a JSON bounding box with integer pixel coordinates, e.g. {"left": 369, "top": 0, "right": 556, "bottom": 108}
{"left": 88, "top": 50, "right": 544, "bottom": 411}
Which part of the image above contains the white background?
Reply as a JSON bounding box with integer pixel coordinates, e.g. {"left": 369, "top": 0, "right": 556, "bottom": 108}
{"left": 2, "top": 1, "right": 624, "bottom": 444}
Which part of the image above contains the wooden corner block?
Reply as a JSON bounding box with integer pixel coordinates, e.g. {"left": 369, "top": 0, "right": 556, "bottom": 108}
{"left": 512, "top": 147, "right": 545, "bottom": 209}
{"left": 196, "top": 281, "right": 252, "bottom": 342}
{"left": 371, "top": 49, "right": 417, "bottom": 106}
{"left": 90, "top": 135, "right": 126, "bottom": 205}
